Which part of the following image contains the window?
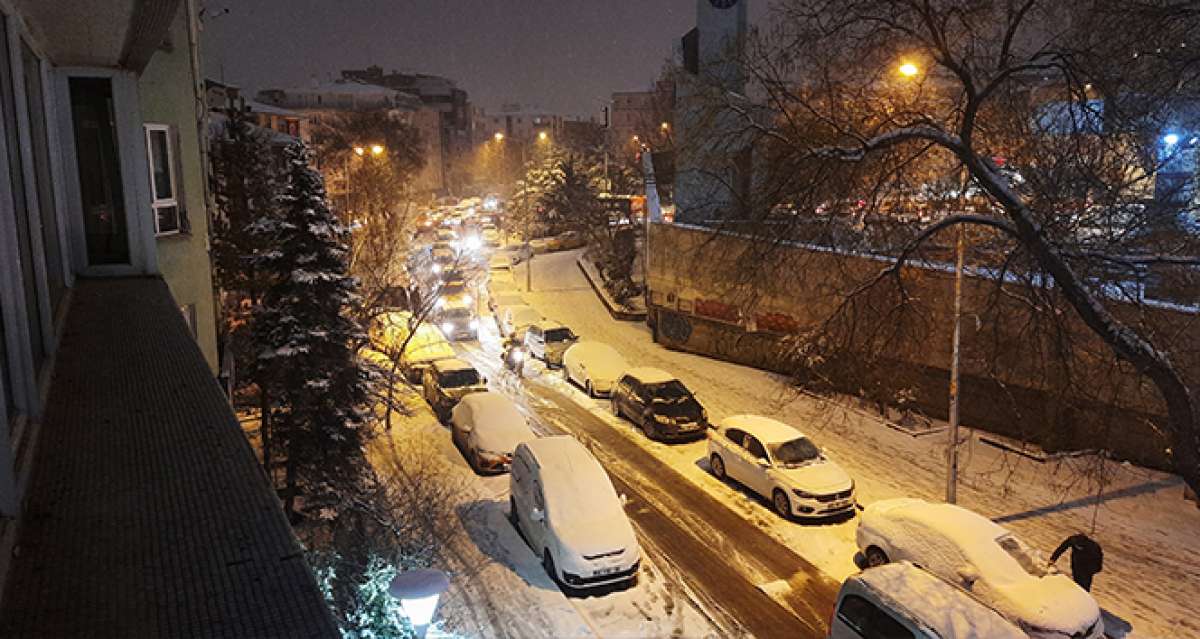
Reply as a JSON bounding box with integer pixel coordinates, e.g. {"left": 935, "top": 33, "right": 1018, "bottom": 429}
{"left": 145, "top": 124, "right": 184, "bottom": 235}
{"left": 70, "top": 77, "right": 129, "bottom": 265}
{"left": 22, "top": 39, "right": 64, "bottom": 314}
{"left": 836, "top": 595, "right": 914, "bottom": 639}
{"left": 744, "top": 436, "right": 768, "bottom": 461}
{"left": 725, "top": 428, "right": 746, "bottom": 446}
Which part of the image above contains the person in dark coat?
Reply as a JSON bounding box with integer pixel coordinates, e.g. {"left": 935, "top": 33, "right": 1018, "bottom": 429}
{"left": 1050, "top": 533, "right": 1103, "bottom": 591}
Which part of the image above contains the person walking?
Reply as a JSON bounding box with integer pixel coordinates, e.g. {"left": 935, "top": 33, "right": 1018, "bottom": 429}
{"left": 1050, "top": 533, "right": 1103, "bottom": 591}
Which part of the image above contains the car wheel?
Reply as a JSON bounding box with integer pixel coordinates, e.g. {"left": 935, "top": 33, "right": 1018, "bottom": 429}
{"left": 543, "top": 549, "right": 560, "bottom": 585}
{"left": 562, "top": 365, "right": 571, "bottom": 383}
{"left": 865, "top": 546, "right": 890, "bottom": 568}
{"left": 470, "top": 449, "right": 483, "bottom": 473}
{"left": 641, "top": 415, "right": 658, "bottom": 440}
{"left": 586, "top": 380, "right": 595, "bottom": 398}
{"left": 610, "top": 397, "right": 621, "bottom": 418}
{"left": 773, "top": 489, "right": 792, "bottom": 520}
{"left": 710, "top": 454, "right": 727, "bottom": 480}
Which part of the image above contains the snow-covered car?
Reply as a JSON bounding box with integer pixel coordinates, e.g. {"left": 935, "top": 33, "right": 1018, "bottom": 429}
{"left": 370, "top": 312, "right": 455, "bottom": 383}
{"left": 856, "top": 498, "right": 1103, "bottom": 639}
{"left": 435, "top": 227, "right": 456, "bottom": 242}
{"left": 421, "top": 358, "right": 488, "bottom": 421}
{"left": 488, "top": 291, "right": 526, "bottom": 317}
{"left": 450, "top": 392, "right": 536, "bottom": 474}
{"left": 510, "top": 436, "right": 641, "bottom": 591}
{"left": 523, "top": 320, "right": 577, "bottom": 367}
{"left": 488, "top": 253, "right": 511, "bottom": 272}
{"left": 708, "top": 415, "right": 855, "bottom": 519}
{"left": 482, "top": 227, "right": 501, "bottom": 247}
{"left": 830, "top": 561, "right": 1026, "bottom": 639}
{"left": 610, "top": 368, "right": 707, "bottom": 442}
{"left": 499, "top": 305, "right": 542, "bottom": 340}
{"left": 562, "top": 342, "right": 628, "bottom": 397}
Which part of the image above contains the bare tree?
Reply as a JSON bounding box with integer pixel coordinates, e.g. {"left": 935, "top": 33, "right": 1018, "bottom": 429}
{"left": 681, "top": 0, "right": 1200, "bottom": 493}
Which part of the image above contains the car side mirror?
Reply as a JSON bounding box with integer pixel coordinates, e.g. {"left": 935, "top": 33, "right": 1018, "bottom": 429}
{"left": 957, "top": 566, "right": 980, "bottom": 588}
{"left": 619, "top": 493, "right": 629, "bottom": 507}
{"left": 530, "top": 508, "right": 545, "bottom": 523}
{"left": 757, "top": 459, "right": 771, "bottom": 469}
{"left": 460, "top": 423, "right": 473, "bottom": 433}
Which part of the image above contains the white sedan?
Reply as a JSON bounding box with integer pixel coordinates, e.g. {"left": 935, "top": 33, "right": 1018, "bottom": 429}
{"left": 499, "top": 305, "right": 542, "bottom": 339}
{"left": 562, "top": 342, "right": 628, "bottom": 397}
{"left": 450, "top": 392, "right": 536, "bottom": 474}
{"left": 856, "top": 498, "right": 1103, "bottom": 639}
{"left": 707, "top": 415, "right": 855, "bottom": 519}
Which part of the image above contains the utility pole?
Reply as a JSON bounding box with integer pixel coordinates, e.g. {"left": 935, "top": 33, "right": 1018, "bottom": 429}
{"left": 946, "top": 223, "right": 966, "bottom": 504}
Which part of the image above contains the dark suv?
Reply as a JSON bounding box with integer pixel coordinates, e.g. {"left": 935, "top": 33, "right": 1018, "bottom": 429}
{"left": 422, "top": 358, "right": 487, "bottom": 420}
{"left": 610, "top": 368, "right": 707, "bottom": 442}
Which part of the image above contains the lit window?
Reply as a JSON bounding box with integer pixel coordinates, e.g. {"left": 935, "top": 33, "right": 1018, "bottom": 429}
{"left": 144, "top": 124, "right": 182, "bottom": 235}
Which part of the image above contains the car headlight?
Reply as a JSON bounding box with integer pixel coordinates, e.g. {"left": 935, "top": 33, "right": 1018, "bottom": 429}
{"left": 441, "top": 322, "right": 454, "bottom": 333}
{"left": 653, "top": 413, "right": 672, "bottom": 424}
{"left": 432, "top": 264, "right": 442, "bottom": 274}
{"left": 792, "top": 488, "right": 817, "bottom": 499}
{"left": 511, "top": 349, "right": 524, "bottom": 362}
{"left": 469, "top": 319, "right": 479, "bottom": 329}
{"left": 463, "top": 295, "right": 473, "bottom": 305}
{"left": 436, "top": 298, "right": 446, "bottom": 308}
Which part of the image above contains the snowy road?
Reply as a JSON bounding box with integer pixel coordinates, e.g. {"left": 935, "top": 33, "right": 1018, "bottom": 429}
{"left": 468, "top": 247, "right": 1200, "bottom": 639}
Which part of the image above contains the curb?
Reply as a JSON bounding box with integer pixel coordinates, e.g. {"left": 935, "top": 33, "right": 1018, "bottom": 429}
{"left": 576, "top": 257, "right": 647, "bottom": 322}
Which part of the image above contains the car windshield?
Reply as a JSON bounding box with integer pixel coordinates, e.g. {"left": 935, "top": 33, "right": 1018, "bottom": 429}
{"left": 441, "top": 282, "right": 466, "bottom": 295}
{"left": 544, "top": 328, "right": 575, "bottom": 343}
{"left": 647, "top": 380, "right": 691, "bottom": 402}
{"left": 442, "top": 307, "right": 472, "bottom": 319}
{"left": 768, "top": 437, "right": 821, "bottom": 466}
{"left": 439, "top": 369, "right": 481, "bottom": 388}
{"left": 997, "top": 534, "right": 1048, "bottom": 577}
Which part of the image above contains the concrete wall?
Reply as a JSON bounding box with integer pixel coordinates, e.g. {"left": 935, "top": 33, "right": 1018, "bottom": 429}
{"left": 137, "top": 6, "right": 218, "bottom": 372}
{"left": 645, "top": 223, "right": 1200, "bottom": 469}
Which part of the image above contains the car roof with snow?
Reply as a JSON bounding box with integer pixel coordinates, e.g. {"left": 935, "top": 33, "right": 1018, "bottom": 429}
{"left": 870, "top": 499, "right": 1008, "bottom": 547}
{"left": 854, "top": 562, "right": 1026, "bottom": 639}
{"left": 521, "top": 436, "right": 615, "bottom": 500}
{"left": 719, "top": 414, "right": 804, "bottom": 444}
{"left": 531, "top": 319, "right": 568, "bottom": 330}
{"left": 622, "top": 367, "right": 677, "bottom": 385}
{"left": 431, "top": 358, "right": 476, "bottom": 373}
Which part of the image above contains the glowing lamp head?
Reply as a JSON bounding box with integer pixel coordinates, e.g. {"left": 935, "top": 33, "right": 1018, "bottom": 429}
{"left": 370, "top": 144, "right": 385, "bottom": 156}
{"left": 898, "top": 62, "right": 919, "bottom": 77}
{"left": 1164, "top": 133, "right": 1180, "bottom": 146}
{"left": 538, "top": 131, "right": 548, "bottom": 142}
{"left": 494, "top": 132, "right": 504, "bottom": 142}
{"left": 441, "top": 321, "right": 454, "bottom": 334}
{"left": 389, "top": 569, "right": 449, "bottom": 635}
{"left": 353, "top": 146, "right": 365, "bottom": 156}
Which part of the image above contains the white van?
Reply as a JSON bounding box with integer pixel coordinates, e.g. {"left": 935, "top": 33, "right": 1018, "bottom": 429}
{"left": 509, "top": 436, "right": 641, "bottom": 591}
{"left": 829, "top": 562, "right": 1026, "bottom": 639}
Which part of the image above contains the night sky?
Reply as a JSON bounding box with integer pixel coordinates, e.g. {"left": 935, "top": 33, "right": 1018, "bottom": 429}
{"left": 200, "top": 0, "right": 766, "bottom": 117}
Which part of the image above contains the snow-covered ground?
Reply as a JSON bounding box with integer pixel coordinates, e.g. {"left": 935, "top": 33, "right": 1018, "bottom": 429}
{"left": 370, "top": 391, "right": 722, "bottom": 638}
{"left": 503, "top": 248, "right": 1200, "bottom": 639}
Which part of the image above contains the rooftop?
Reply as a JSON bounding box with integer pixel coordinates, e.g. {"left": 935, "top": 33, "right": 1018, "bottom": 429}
{"left": 0, "top": 278, "right": 336, "bottom": 637}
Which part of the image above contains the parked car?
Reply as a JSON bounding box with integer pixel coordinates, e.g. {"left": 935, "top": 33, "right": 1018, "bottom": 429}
{"left": 856, "top": 498, "right": 1103, "bottom": 639}
{"left": 450, "top": 392, "right": 536, "bottom": 473}
{"left": 422, "top": 358, "right": 488, "bottom": 421}
{"left": 562, "top": 342, "right": 628, "bottom": 398}
{"left": 488, "top": 253, "right": 511, "bottom": 272}
{"left": 489, "top": 291, "right": 526, "bottom": 316}
{"left": 500, "top": 305, "right": 542, "bottom": 340}
{"left": 829, "top": 562, "right": 1026, "bottom": 639}
{"left": 708, "top": 415, "right": 855, "bottom": 519}
{"left": 435, "top": 227, "right": 457, "bottom": 242}
{"left": 370, "top": 312, "right": 455, "bottom": 383}
{"left": 487, "top": 274, "right": 518, "bottom": 300}
{"left": 510, "top": 436, "right": 641, "bottom": 591}
{"left": 523, "top": 321, "right": 577, "bottom": 367}
{"left": 610, "top": 368, "right": 707, "bottom": 442}
{"left": 482, "top": 227, "right": 502, "bottom": 248}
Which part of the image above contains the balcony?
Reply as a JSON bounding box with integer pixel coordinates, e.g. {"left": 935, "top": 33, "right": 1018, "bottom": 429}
{"left": 0, "top": 278, "right": 336, "bottom": 637}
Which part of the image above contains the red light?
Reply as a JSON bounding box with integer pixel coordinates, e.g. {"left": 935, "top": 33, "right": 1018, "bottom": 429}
{"left": 992, "top": 155, "right": 1007, "bottom": 167}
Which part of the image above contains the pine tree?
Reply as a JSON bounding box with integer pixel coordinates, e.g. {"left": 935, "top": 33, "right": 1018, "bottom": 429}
{"left": 210, "top": 107, "right": 277, "bottom": 300}
{"left": 251, "top": 141, "right": 370, "bottom": 521}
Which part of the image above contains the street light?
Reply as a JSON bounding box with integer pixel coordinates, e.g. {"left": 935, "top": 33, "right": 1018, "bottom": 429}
{"left": 388, "top": 569, "right": 450, "bottom": 639}
{"left": 660, "top": 122, "right": 670, "bottom": 131}
{"left": 898, "top": 62, "right": 920, "bottom": 77}
{"left": 538, "top": 131, "right": 548, "bottom": 142}
{"left": 353, "top": 146, "right": 366, "bottom": 156}
{"left": 494, "top": 132, "right": 505, "bottom": 142}
{"left": 370, "top": 144, "right": 385, "bottom": 156}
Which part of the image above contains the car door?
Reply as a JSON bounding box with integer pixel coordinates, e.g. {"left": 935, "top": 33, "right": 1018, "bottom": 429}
{"left": 528, "top": 478, "right": 549, "bottom": 553}
{"left": 741, "top": 435, "right": 775, "bottom": 497}
{"left": 716, "top": 427, "right": 747, "bottom": 483}
{"left": 452, "top": 401, "right": 472, "bottom": 451}
{"left": 612, "top": 376, "right": 632, "bottom": 416}
{"left": 626, "top": 380, "right": 648, "bottom": 422}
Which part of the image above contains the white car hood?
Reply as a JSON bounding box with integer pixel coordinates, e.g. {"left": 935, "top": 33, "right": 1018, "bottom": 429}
{"left": 983, "top": 573, "right": 1100, "bottom": 635}
{"left": 554, "top": 514, "right": 637, "bottom": 558}
{"left": 775, "top": 460, "right": 852, "bottom": 493}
